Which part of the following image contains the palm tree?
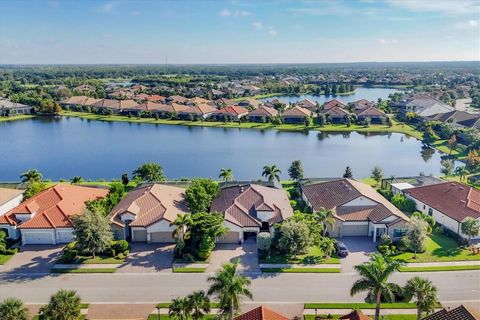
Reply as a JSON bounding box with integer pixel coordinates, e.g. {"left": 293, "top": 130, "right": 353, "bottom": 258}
{"left": 262, "top": 165, "right": 282, "bottom": 182}
{"left": 454, "top": 166, "right": 469, "bottom": 181}
{"left": 70, "top": 176, "right": 83, "bottom": 184}
{"left": 350, "top": 254, "right": 403, "bottom": 320}
{"left": 314, "top": 208, "right": 335, "bottom": 236}
{"left": 207, "top": 261, "right": 253, "bottom": 320}
{"left": 219, "top": 168, "right": 234, "bottom": 185}
{"left": 403, "top": 276, "right": 440, "bottom": 320}
{"left": 0, "top": 297, "right": 28, "bottom": 320}
{"left": 170, "top": 213, "right": 193, "bottom": 255}
{"left": 187, "top": 291, "right": 211, "bottom": 320}
{"left": 168, "top": 297, "right": 190, "bottom": 320}
{"left": 461, "top": 217, "right": 480, "bottom": 245}
{"left": 20, "top": 169, "right": 43, "bottom": 183}
{"left": 39, "top": 289, "right": 81, "bottom": 320}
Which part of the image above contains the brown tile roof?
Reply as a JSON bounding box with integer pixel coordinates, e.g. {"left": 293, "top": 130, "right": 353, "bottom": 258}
{"left": 323, "top": 99, "right": 346, "bottom": 110}
{"left": 126, "top": 101, "right": 163, "bottom": 112}
{"left": 180, "top": 104, "right": 217, "bottom": 115}
{"left": 0, "top": 188, "right": 24, "bottom": 205}
{"left": 405, "top": 182, "right": 480, "bottom": 222}
{"left": 234, "top": 306, "right": 289, "bottom": 320}
{"left": 248, "top": 106, "right": 278, "bottom": 117}
{"left": 423, "top": 305, "right": 480, "bottom": 320}
{"left": 355, "top": 106, "right": 386, "bottom": 117}
{"left": 297, "top": 99, "right": 317, "bottom": 110}
{"left": 0, "top": 184, "right": 108, "bottom": 229}
{"left": 167, "top": 95, "right": 189, "bottom": 104}
{"left": 353, "top": 99, "right": 375, "bottom": 110}
{"left": 302, "top": 179, "right": 408, "bottom": 223}
{"left": 211, "top": 184, "right": 293, "bottom": 228}
{"left": 189, "top": 97, "right": 211, "bottom": 105}
{"left": 322, "top": 106, "right": 350, "bottom": 117}
{"left": 339, "top": 310, "right": 373, "bottom": 320}
{"left": 118, "top": 99, "right": 139, "bottom": 109}
{"left": 108, "top": 184, "right": 187, "bottom": 228}
{"left": 217, "top": 105, "right": 249, "bottom": 116}
{"left": 146, "top": 95, "right": 166, "bottom": 102}
{"left": 92, "top": 99, "right": 120, "bottom": 110}
{"left": 62, "top": 96, "right": 88, "bottom": 105}
{"left": 282, "top": 106, "right": 311, "bottom": 117}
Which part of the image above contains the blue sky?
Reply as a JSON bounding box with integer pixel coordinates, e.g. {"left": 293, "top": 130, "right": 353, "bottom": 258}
{"left": 0, "top": 0, "right": 479, "bottom": 64}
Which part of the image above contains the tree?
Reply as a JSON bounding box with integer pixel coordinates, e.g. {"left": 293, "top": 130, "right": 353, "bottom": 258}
{"left": 371, "top": 166, "right": 383, "bottom": 186}
{"left": 314, "top": 208, "right": 335, "bottom": 236}
{"left": 343, "top": 166, "right": 353, "bottom": 178}
{"left": 20, "top": 169, "right": 43, "bottom": 183}
{"left": 23, "top": 180, "right": 47, "bottom": 201}
{"left": 70, "top": 176, "right": 83, "bottom": 184}
{"left": 257, "top": 232, "right": 272, "bottom": 255}
{"left": 404, "top": 277, "right": 440, "bottom": 320}
{"left": 461, "top": 217, "right": 480, "bottom": 245}
{"left": 121, "top": 173, "right": 129, "bottom": 186}
{"left": 350, "top": 254, "right": 403, "bottom": 320}
{"left": 185, "top": 178, "right": 220, "bottom": 213}
{"left": 288, "top": 160, "right": 304, "bottom": 181}
{"left": 187, "top": 291, "right": 210, "bottom": 320}
{"left": 262, "top": 164, "right": 282, "bottom": 182}
{"left": 171, "top": 213, "right": 193, "bottom": 255}
{"left": 71, "top": 209, "right": 113, "bottom": 258}
{"left": 422, "top": 127, "right": 438, "bottom": 145}
{"left": 219, "top": 168, "right": 234, "bottom": 184}
{"left": 447, "top": 135, "right": 457, "bottom": 155}
{"left": 207, "top": 261, "right": 253, "bottom": 320}
{"left": 454, "top": 166, "right": 469, "bottom": 181}
{"left": 39, "top": 289, "right": 81, "bottom": 320}
{"left": 188, "top": 212, "right": 227, "bottom": 259}
{"left": 132, "top": 162, "right": 165, "bottom": 183}
{"left": 168, "top": 297, "right": 190, "bottom": 320}
{"left": 319, "top": 237, "right": 336, "bottom": 257}
{"left": 440, "top": 159, "right": 454, "bottom": 177}
{"left": 277, "top": 220, "right": 311, "bottom": 257}
{"left": 85, "top": 181, "right": 126, "bottom": 216}
{"left": 0, "top": 297, "right": 28, "bottom": 320}
{"left": 405, "top": 216, "right": 429, "bottom": 258}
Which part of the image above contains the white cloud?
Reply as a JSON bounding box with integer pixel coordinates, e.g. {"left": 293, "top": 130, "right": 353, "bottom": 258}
{"left": 268, "top": 30, "right": 277, "bottom": 36}
{"left": 455, "top": 20, "right": 479, "bottom": 29}
{"left": 131, "top": 10, "right": 141, "bottom": 16}
{"left": 96, "top": 1, "right": 118, "bottom": 14}
{"left": 379, "top": 38, "right": 398, "bottom": 45}
{"left": 252, "top": 21, "right": 263, "bottom": 30}
{"left": 386, "top": 0, "right": 479, "bottom": 15}
{"left": 219, "top": 9, "right": 231, "bottom": 16}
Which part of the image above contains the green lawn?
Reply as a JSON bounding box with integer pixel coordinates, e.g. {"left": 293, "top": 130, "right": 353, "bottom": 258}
{"left": 304, "top": 315, "right": 416, "bottom": 320}
{"left": 0, "top": 254, "right": 14, "bottom": 265}
{"left": 391, "top": 233, "right": 480, "bottom": 262}
{"left": 51, "top": 268, "right": 117, "bottom": 273}
{"left": 156, "top": 302, "right": 220, "bottom": 309}
{"left": 260, "top": 246, "right": 340, "bottom": 264}
{"left": 58, "top": 255, "right": 125, "bottom": 264}
{"left": 261, "top": 267, "right": 341, "bottom": 273}
{"left": 172, "top": 267, "right": 206, "bottom": 273}
{"left": 0, "top": 115, "right": 35, "bottom": 122}
{"left": 400, "top": 265, "right": 480, "bottom": 272}
{"left": 304, "top": 303, "right": 417, "bottom": 309}
{"left": 148, "top": 315, "right": 216, "bottom": 320}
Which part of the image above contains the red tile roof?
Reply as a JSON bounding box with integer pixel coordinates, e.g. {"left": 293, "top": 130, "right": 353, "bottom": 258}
{"left": 146, "top": 95, "right": 166, "bottom": 102}
{"left": 0, "top": 184, "right": 108, "bottom": 229}
{"left": 322, "top": 106, "right": 350, "bottom": 117}
{"left": 181, "top": 104, "right": 217, "bottom": 115}
{"left": 339, "top": 310, "right": 373, "bottom": 320}
{"left": 234, "top": 306, "right": 289, "bottom": 320}
{"left": 217, "top": 105, "right": 249, "bottom": 116}
{"left": 405, "top": 182, "right": 480, "bottom": 222}
{"left": 323, "top": 99, "right": 346, "bottom": 110}
{"left": 248, "top": 106, "right": 278, "bottom": 117}
{"left": 282, "top": 106, "right": 311, "bottom": 117}
{"left": 423, "top": 305, "right": 480, "bottom": 320}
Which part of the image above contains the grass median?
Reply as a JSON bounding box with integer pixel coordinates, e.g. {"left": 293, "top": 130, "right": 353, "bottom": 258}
{"left": 304, "top": 302, "right": 417, "bottom": 309}
{"left": 399, "top": 265, "right": 480, "bottom": 272}
{"left": 261, "top": 267, "right": 341, "bottom": 273}
{"left": 172, "top": 267, "right": 207, "bottom": 273}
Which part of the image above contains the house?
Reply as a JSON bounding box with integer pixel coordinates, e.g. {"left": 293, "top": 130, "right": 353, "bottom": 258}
{"left": 146, "top": 95, "right": 166, "bottom": 103}
{"left": 179, "top": 103, "right": 217, "bottom": 120}
{"left": 296, "top": 99, "right": 317, "bottom": 111}
{"left": 0, "top": 188, "right": 24, "bottom": 216}
{"left": 0, "top": 184, "right": 108, "bottom": 245}
{"left": 238, "top": 98, "right": 262, "bottom": 109}
{"left": 234, "top": 306, "right": 289, "bottom": 320}
{"left": 187, "top": 97, "right": 211, "bottom": 106}
{"left": 133, "top": 93, "right": 150, "bottom": 102}
{"left": 381, "top": 175, "right": 444, "bottom": 195}
{"left": 427, "top": 110, "right": 480, "bottom": 129}
{"left": 91, "top": 99, "right": 122, "bottom": 114}
{"left": 215, "top": 105, "right": 249, "bottom": 121}
{"left": 301, "top": 179, "right": 410, "bottom": 242}
{"left": 216, "top": 98, "right": 238, "bottom": 107}
{"left": 396, "top": 95, "right": 454, "bottom": 117}
{"left": 121, "top": 101, "right": 163, "bottom": 116}
{"left": 352, "top": 99, "right": 375, "bottom": 111}
{"left": 405, "top": 182, "right": 480, "bottom": 241}
{"left": 108, "top": 184, "right": 187, "bottom": 243}
{"left": 0, "top": 98, "right": 34, "bottom": 116}
{"left": 321, "top": 106, "right": 351, "bottom": 123}
{"left": 151, "top": 102, "right": 189, "bottom": 118}
{"left": 323, "top": 99, "right": 346, "bottom": 110}
{"left": 166, "top": 95, "right": 190, "bottom": 105}
{"left": 339, "top": 310, "right": 373, "bottom": 320}
{"left": 355, "top": 106, "right": 388, "bottom": 124}
{"left": 281, "top": 106, "right": 311, "bottom": 124}
{"left": 118, "top": 99, "right": 138, "bottom": 111}
{"left": 248, "top": 105, "right": 278, "bottom": 123}
{"left": 423, "top": 305, "right": 480, "bottom": 320}
{"left": 211, "top": 89, "right": 226, "bottom": 98}
{"left": 210, "top": 184, "right": 293, "bottom": 243}
{"left": 242, "top": 85, "right": 262, "bottom": 95}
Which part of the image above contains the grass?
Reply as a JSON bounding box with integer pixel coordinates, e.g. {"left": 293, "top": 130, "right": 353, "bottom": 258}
{"left": 156, "top": 302, "right": 220, "bottom": 309}
{"left": 261, "top": 267, "right": 341, "bottom": 273}
{"left": 0, "top": 115, "right": 36, "bottom": 122}
{"left": 172, "top": 267, "right": 206, "bottom": 273}
{"left": 51, "top": 268, "right": 117, "bottom": 273}
{"left": 0, "top": 254, "right": 14, "bottom": 265}
{"left": 431, "top": 140, "right": 467, "bottom": 158}
{"left": 232, "top": 92, "right": 282, "bottom": 101}
{"left": 304, "top": 315, "right": 416, "bottom": 320}
{"left": 148, "top": 315, "right": 216, "bottom": 320}
{"left": 399, "top": 265, "right": 480, "bottom": 272}
{"left": 304, "top": 303, "right": 417, "bottom": 309}
{"left": 259, "top": 246, "right": 340, "bottom": 264}
{"left": 391, "top": 233, "right": 480, "bottom": 262}
{"left": 58, "top": 255, "right": 125, "bottom": 264}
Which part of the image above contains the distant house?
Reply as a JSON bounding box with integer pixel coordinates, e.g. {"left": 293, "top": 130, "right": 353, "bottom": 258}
{"left": 0, "top": 98, "right": 33, "bottom": 116}
{"left": 122, "top": 101, "right": 162, "bottom": 116}
{"left": 151, "top": 103, "right": 189, "bottom": 118}
{"left": 352, "top": 99, "right": 375, "bottom": 111}
{"left": 405, "top": 182, "right": 480, "bottom": 241}
{"left": 323, "top": 99, "right": 346, "bottom": 110}
{"left": 321, "top": 106, "right": 351, "bottom": 123}
{"left": 248, "top": 105, "right": 278, "bottom": 123}
{"left": 0, "top": 184, "right": 108, "bottom": 245}
{"left": 108, "top": 184, "right": 187, "bottom": 243}
{"left": 242, "top": 85, "right": 262, "bottom": 95}
{"left": 178, "top": 103, "right": 217, "bottom": 120}
{"left": 215, "top": 105, "right": 249, "bottom": 121}
{"left": 91, "top": 99, "right": 122, "bottom": 114}
{"left": 296, "top": 99, "right": 317, "bottom": 111}
{"left": 133, "top": 93, "right": 150, "bottom": 102}
{"left": 423, "top": 305, "right": 480, "bottom": 320}
{"left": 427, "top": 110, "right": 480, "bottom": 129}
{"left": 187, "top": 97, "right": 211, "bottom": 106}
{"left": 355, "top": 106, "right": 388, "bottom": 124}
{"left": 234, "top": 306, "right": 289, "bottom": 320}
{"left": 211, "top": 89, "right": 226, "bottom": 98}
{"left": 301, "top": 179, "right": 410, "bottom": 242}
{"left": 0, "top": 188, "right": 24, "bottom": 217}
{"left": 146, "top": 95, "right": 166, "bottom": 103}
{"left": 381, "top": 175, "right": 444, "bottom": 195}
{"left": 216, "top": 98, "right": 237, "bottom": 107}
{"left": 395, "top": 95, "right": 454, "bottom": 117}
{"left": 281, "top": 106, "right": 311, "bottom": 124}
{"left": 210, "top": 184, "right": 293, "bottom": 243}
{"left": 165, "top": 95, "right": 189, "bottom": 105}
{"left": 238, "top": 98, "right": 262, "bottom": 109}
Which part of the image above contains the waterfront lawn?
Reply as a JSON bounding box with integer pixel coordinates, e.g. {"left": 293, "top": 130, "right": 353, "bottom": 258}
{"left": 0, "top": 115, "right": 35, "bottom": 122}
{"left": 391, "top": 233, "right": 480, "bottom": 262}
{"left": 259, "top": 246, "right": 340, "bottom": 264}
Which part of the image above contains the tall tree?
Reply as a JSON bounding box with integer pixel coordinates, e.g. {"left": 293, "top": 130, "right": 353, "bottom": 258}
{"left": 132, "top": 162, "right": 166, "bottom": 183}
{"left": 39, "top": 289, "right": 81, "bottom": 320}
{"left": 440, "top": 159, "right": 454, "bottom": 177}
{"left": 187, "top": 291, "right": 211, "bottom": 320}
{"left": 461, "top": 217, "right": 480, "bottom": 245}
{"left": 71, "top": 209, "right": 113, "bottom": 258}
{"left": 185, "top": 178, "right": 220, "bottom": 213}
{"left": 405, "top": 216, "right": 429, "bottom": 258}
{"left": 219, "top": 168, "right": 234, "bottom": 184}
{"left": 343, "top": 166, "right": 353, "bottom": 178}
{"left": 314, "top": 208, "right": 335, "bottom": 236}
{"left": 404, "top": 277, "right": 440, "bottom": 320}
{"left": 168, "top": 297, "right": 190, "bottom": 320}
{"left": 208, "top": 261, "right": 253, "bottom": 320}
{"left": 350, "top": 254, "right": 403, "bottom": 320}
{"left": 288, "top": 160, "right": 304, "bottom": 181}
{"left": 262, "top": 164, "right": 282, "bottom": 182}
{"left": 447, "top": 135, "right": 457, "bottom": 155}
{"left": 454, "top": 166, "right": 469, "bottom": 181}
{"left": 171, "top": 213, "right": 193, "bottom": 255}
{"left": 70, "top": 176, "right": 83, "bottom": 184}
{"left": 20, "top": 169, "right": 43, "bottom": 183}
{"left": 371, "top": 166, "right": 383, "bottom": 186}
{"left": 0, "top": 297, "right": 28, "bottom": 320}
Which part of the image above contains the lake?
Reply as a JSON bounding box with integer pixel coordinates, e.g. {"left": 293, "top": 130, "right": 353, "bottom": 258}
{"left": 260, "top": 87, "right": 399, "bottom": 104}
{"left": 0, "top": 117, "right": 442, "bottom": 181}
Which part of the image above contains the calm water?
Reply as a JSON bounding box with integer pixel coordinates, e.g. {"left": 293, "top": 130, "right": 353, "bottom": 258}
{"left": 0, "top": 117, "right": 442, "bottom": 181}
{"left": 260, "top": 87, "right": 399, "bottom": 104}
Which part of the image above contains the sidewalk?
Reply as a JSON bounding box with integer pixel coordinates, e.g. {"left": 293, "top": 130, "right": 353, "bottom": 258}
{"left": 259, "top": 263, "right": 340, "bottom": 269}
{"left": 52, "top": 263, "right": 122, "bottom": 269}
{"left": 405, "top": 260, "right": 480, "bottom": 267}
{"left": 304, "top": 308, "right": 441, "bottom": 315}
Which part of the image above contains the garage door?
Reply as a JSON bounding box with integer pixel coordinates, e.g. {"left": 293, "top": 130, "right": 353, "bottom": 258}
{"left": 150, "top": 232, "right": 174, "bottom": 243}
{"left": 341, "top": 224, "right": 369, "bottom": 237}
{"left": 132, "top": 229, "right": 147, "bottom": 242}
{"left": 22, "top": 232, "right": 54, "bottom": 245}
{"left": 217, "top": 231, "right": 240, "bottom": 244}
{"left": 57, "top": 230, "right": 74, "bottom": 244}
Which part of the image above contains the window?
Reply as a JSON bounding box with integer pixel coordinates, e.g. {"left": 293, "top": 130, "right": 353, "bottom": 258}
{"left": 393, "top": 228, "right": 407, "bottom": 238}
{"left": 428, "top": 208, "right": 433, "bottom": 216}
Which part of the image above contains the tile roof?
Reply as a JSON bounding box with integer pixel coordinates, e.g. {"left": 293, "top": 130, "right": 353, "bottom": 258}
{"left": 62, "top": 96, "right": 88, "bottom": 105}
{"left": 211, "top": 184, "right": 293, "bottom": 228}
{"left": 282, "top": 106, "right": 311, "bottom": 117}
{"left": 353, "top": 99, "right": 375, "bottom": 110}
{"left": 248, "top": 106, "right": 278, "bottom": 117}
{"left": 423, "top": 305, "right": 480, "bottom": 320}
{"left": 126, "top": 101, "right": 164, "bottom": 112}
{"left": 296, "top": 99, "right": 317, "bottom": 110}
{"left": 427, "top": 110, "right": 480, "bottom": 128}
{"left": 180, "top": 104, "right": 217, "bottom": 115}
{"left": 405, "top": 182, "right": 480, "bottom": 222}
{"left": 108, "top": 184, "right": 187, "bottom": 228}
{"left": 234, "top": 306, "right": 289, "bottom": 320}
{"left": 216, "top": 105, "right": 249, "bottom": 116}
{"left": 355, "top": 106, "right": 386, "bottom": 117}
{"left": 322, "top": 106, "right": 350, "bottom": 117}
{"left": 0, "top": 184, "right": 108, "bottom": 229}
{"left": 323, "top": 99, "right": 346, "bottom": 110}
{"left": 0, "top": 188, "right": 24, "bottom": 206}
{"left": 302, "top": 179, "right": 408, "bottom": 223}
{"left": 339, "top": 310, "right": 373, "bottom": 320}
{"left": 167, "top": 95, "right": 189, "bottom": 103}
{"left": 146, "top": 95, "right": 166, "bottom": 102}
{"left": 118, "top": 99, "right": 139, "bottom": 109}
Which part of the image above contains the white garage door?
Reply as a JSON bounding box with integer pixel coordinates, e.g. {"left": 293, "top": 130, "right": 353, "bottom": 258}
{"left": 217, "top": 231, "right": 240, "bottom": 244}
{"left": 150, "top": 232, "right": 174, "bottom": 243}
{"left": 133, "top": 229, "right": 147, "bottom": 242}
{"left": 341, "top": 224, "right": 369, "bottom": 237}
{"left": 57, "top": 230, "right": 74, "bottom": 243}
{"left": 22, "top": 232, "right": 54, "bottom": 245}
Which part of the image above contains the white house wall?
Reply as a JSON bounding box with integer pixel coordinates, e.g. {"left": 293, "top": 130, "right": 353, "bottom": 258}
{"left": 0, "top": 194, "right": 23, "bottom": 216}
{"left": 146, "top": 219, "right": 175, "bottom": 233}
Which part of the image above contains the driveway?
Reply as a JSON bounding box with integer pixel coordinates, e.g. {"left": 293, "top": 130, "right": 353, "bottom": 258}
{"left": 0, "top": 245, "right": 64, "bottom": 274}
{"left": 337, "top": 236, "right": 377, "bottom": 273}
{"left": 117, "top": 243, "right": 174, "bottom": 273}
{"left": 207, "top": 239, "right": 260, "bottom": 274}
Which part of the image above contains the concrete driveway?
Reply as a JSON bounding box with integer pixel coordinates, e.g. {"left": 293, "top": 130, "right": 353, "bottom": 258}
{"left": 117, "top": 243, "right": 174, "bottom": 273}
{"left": 0, "top": 245, "right": 64, "bottom": 274}
{"left": 207, "top": 239, "right": 260, "bottom": 274}
{"left": 337, "top": 236, "right": 377, "bottom": 273}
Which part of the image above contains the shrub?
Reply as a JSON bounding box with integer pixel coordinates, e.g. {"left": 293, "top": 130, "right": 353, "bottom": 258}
{"left": 289, "top": 200, "right": 297, "bottom": 208}
{"left": 197, "top": 236, "right": 215, "bottom": 260}
{"left": 5, "top": 248, "right": 18, "bottom": 255}
{"left": 379, "top": 234, "right": 392, "bottom": 246}
{"left": 398, "top": 237, "right": 410, "bottom": 251}
{"left": 115, "top": 240, "right": 129, "bottom": 253}
{"left": 378, "top": 245, "right": 390, "bottom": 255}
{"left": 257, "top": 232, "right": 272, "bottom": 256}
{"left": 116, "top": 253, "right": 126, "bottom": 260}
{"left": 61, "top": 250, "right": 77, "bottom": 263}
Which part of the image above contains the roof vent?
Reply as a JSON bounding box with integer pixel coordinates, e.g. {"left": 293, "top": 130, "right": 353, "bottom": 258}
{"left": 240, "top": 186, "right": 245, "bottom": 193}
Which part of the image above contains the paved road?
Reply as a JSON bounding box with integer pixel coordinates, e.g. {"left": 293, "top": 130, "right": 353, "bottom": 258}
{"left": 1, "top": 270, "right": 478, "bottom": 304}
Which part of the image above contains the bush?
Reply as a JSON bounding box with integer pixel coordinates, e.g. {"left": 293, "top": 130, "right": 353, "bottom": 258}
{"left": 115, "top": 240, "right": 129, "bottom": 253}
{"left": 116, "top": 253, "right": 126, "bottom": 260}
{"left": 257, "top": 232, "right": 272, "bottom": 256}
{"left": 61, "top": 250, "right": 77, "bottom": 263}
{"left": 378, "top": 245, "right": 390, "bottom": 254}
{"left": 289, "top": 200, "right": 297, "bottom": 208}
{"left": 197, "top": 236, "right": 215, "bottom": 260}
{"left": 398, "top": 237, "right": 410, "bottom": 251}
{"left": 378, "top": 189, "right": 393, "bottom": 200}
{"left": 379, "top": 234, "right": 392, "bottom": 246}
{"left": 4, "top": 248, "right": 18, "bottom": 255}
{"left": 181, "top": 253, "right": 195, "bottom": 263}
